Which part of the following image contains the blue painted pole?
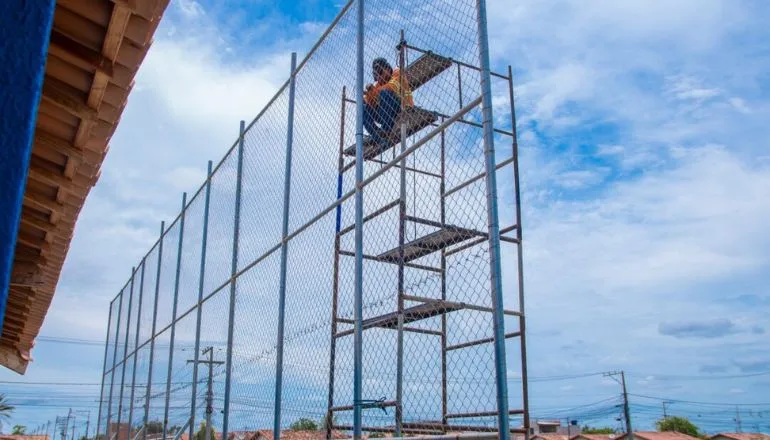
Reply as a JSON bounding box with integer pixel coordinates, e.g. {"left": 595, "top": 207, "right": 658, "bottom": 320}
{"left": 95, "top": 297, "right": 115, "bottom": 438}
{"left": 128, "top": 260, "right": 147, "bottom": 433}
{"left": 222, "top": 121, "right": 246, "bottom": 440}
{"left": 116, "top": 267, "right": 136, "bottom": 430}
{"left": 353, "top": 0, "right": 365, "bottom": 438}
{"left": 105, "top": 286, "right": 125, "bottom": 437}
{"left": 190, "top": 161, "right": 213, "bottom": 440}
{"left": 163, "top": 193, "right": 187, "bottom": 440}
{"left": 273, "top": 52, "right": 298, "bottom": 440}
{"left": 144, "top": 221, "right": 165, "bottom": 439}
{"left": 475, "top": 0, "right": 511, "bottom": 435}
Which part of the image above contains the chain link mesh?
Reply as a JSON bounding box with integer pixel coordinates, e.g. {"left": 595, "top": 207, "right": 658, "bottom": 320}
{"left": 99, "top": 0, "right": 526, "bottom": 437}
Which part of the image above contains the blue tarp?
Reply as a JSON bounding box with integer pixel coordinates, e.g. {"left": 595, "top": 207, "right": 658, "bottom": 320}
{"left": 0, "top": 0, "right": 56, "bottom": 336}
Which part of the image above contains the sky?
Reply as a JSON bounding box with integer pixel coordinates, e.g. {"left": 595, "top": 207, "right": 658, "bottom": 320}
{"left": 2, "top": 0, "right": 770, "bottom": 435}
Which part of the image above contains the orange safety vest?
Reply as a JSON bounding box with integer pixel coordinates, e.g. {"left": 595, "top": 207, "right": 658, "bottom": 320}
{"left": 364, "top": 68, "right": 414, "bottom": 107}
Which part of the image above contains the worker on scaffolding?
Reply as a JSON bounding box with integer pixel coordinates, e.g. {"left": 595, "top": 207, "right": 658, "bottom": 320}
{"left": 363, "top": 57, "right": 414, "bottom": 146}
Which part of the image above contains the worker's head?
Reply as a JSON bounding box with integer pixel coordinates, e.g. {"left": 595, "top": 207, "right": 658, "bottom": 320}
{"left": 372, "top": 58, "right": 393, "bottom": 84}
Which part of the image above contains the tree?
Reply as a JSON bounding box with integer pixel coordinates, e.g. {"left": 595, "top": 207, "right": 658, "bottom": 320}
{"left": 146, "top": 421, "right": 164, "bottom": 435}
{"left": 12, "top": 425, "right": 27, "bottom": 435}
{"left": 582, "top": 426, "right": 616, "bottom": 434}
{"left": 0, "top": 394, "right": 14, "bottom": 420}
{"left": 656, "top": 416, "right": 700, "bottom": 437}
{"left": 195, "top": 422, "right": 215, "bottom": 440}
{"left": 289, "top": 418, "right": 318, "bottom": 431}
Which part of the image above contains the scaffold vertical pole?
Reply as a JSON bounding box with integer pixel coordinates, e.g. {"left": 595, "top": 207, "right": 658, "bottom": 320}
{"left": 395, "top": 28, "right": 407, "bottom": 438}
{"left": 144, "top": 221, "right": 165, "bottom": 440}
{"left": 508, "top": 65, "right": 530, "bottom": 439}
{"left": 274, "top": 51, "right": 298, "bottom": 440}
{"left": 475, "top": 0, "right": 511, "bottom": 435}
{"left": 222, "top": 120, "right": 246, "bottom": 440}
{"left": 190, "top": 160, "right": 213, "bottom": 440}
{"left": 163, "top": 192, "right": 187, "bottom": 440}
{"left": 353, "top": 0, "right": 365, "bottom": 438}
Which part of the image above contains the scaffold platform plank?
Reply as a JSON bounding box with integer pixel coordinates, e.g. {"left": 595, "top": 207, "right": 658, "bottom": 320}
{"left": 377, "top": 225, "right": 480, "bottom": 263}
{"left": 405, "top": 52, "right": 453, "bottom": 89}
{"left": 363, "top": 300, "right": 463, "bottom": 330}
{"left": 344, "top": 106, "right": 438, "bottom": 160}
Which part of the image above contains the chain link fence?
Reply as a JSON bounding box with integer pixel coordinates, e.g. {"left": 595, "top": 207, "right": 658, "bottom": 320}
{"left": 97, "top": 0, "right": 527, "bottom": 438}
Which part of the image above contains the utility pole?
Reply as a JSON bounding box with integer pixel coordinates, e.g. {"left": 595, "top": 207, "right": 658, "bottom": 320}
{"left": 662, "top": 401, "right": 669, "bottom": 419}
{"left": 187, "top": 346, "right": 223, "bottom": 440}
{"left": 605, "top": 371, "right": 633, "bottom": 440}
{"left": 84, "top": 411, "right": 90, "bottom": 440}
{"left": 735, "top": 406, "right": 742, "bottom": 433}
{"left": 46, "top": 421, "right": 51, "bottom": 440}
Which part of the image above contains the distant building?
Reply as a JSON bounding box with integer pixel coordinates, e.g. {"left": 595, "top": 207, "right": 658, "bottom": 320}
{"left": 532, "top": 420, "right": 583, "bottom": 436}
{"left": 615, "top": 431, "right": 701, "bottom": 440}
{"left": 711, "top": 434, "right": 770, "bottom": 440}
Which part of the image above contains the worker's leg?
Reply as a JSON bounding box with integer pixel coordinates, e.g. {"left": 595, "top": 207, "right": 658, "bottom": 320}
{"left": 363, "top": 103, "right": 382, "bottom": 140}
{"left": 377, "top": 90, "right": 401, "bottom": 134}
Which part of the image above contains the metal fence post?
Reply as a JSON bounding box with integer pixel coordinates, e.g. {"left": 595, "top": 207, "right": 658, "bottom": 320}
{"left": 128, "top": 260, "right": 147, "bottom": 434}
{"left": 190, "top": 160, "right": 213, "bottom": 439}
{"left": 117, "top": 268, "right": 136, "bottom": 432}
{"left": 475, "top": 0, "right": 510, "bottom": 435}
{"left": 353, "top": 0, "right": 365, "bottom": 438}
{"left": 105, "top": 287, "right": 125, "bottom": 437}
{"left": 96, "top": 297, "right": 115, "bottom": 438}
{"left": 163, "top": 193, "right": 188, "bottom": 440}
{"left": 273, "top": 51, "right": 298, "bottom": 440}
{"left": 223, "top": 121, "right": 246, "bottom": 440}
{"left": 144, "top": 221, "right": 165, "bottom": 440}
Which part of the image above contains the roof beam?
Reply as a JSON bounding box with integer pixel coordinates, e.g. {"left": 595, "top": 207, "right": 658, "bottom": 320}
{"left": 41, "top": 75, "right": 98, "bottom": 122}
{"left": 49, "top": 29, "right": 114, "bottom": 77}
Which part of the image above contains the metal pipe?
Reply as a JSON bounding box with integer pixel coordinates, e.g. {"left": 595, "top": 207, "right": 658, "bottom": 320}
{"left": 96, "top": 297, "right": 115, "bottom": 439}
{"left": 446, "top": 332, "right": 521, "bottom": 352}
{"left": 395, "top": 28, "right": 408, "bottom": 438}
{"left": 127, "top": 261, "right": 147, "bottom": 434}
{"left": 444, "top": 157, "right": 515, "bottom": 198}
{"left": 476, "top": 0, "right": 511, "bottom": 434}
{"left": 190, "top": 161, "right": 213, "bottom": 440}
{"left": 105, "top": 284, "right": 125, "bottom": 437}
{"left": 116, "top": 267, "right": 136, "bottom": 436}
{"left": 353, "top": 0, "right": 365, "bottom": 437}
{"left": 274, "top": 52, "right": 298, "bottom": 440}
{"left": 446, "top": 409, "right": 525, "bottom": 419}
{"left": 143, "top": 221, "right": 165, "bottom": 440}
{"left": 338, "top": 199, "right": 400, "bottom": 237}
{"left": 327, "top": 85, "right": 347, "bottom": 440}
{"left": 222, "top": 120, "right": 246, "bottom": 440}
{"left": 163, "top": 192, "right": 187, "bottom": 440}
{"left": 508, "top": 64, "right": 530, "bottom": 440}
{"left": 440, "top": 129, "right": 448, "bottom": 431}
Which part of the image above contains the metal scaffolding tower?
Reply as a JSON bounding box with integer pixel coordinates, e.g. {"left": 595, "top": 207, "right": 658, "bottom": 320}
{"left": 325, "top": 31, "right": 529, "bottom": 438}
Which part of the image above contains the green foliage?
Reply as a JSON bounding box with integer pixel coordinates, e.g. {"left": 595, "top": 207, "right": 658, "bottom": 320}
{"left": 582, "top": 426, "right": 616, "bottom": 434}
{"left": 195, "top": 422, "right": 216, "bottom": 440}
{"left": 0, "top": 394, "right": 14, "bottom": 420}
{"left": 320, "top": 413, "right": 337, "bottom": 432}
{"left": 656, "top": 416, "right": 700, "bottom": 437}
{"left": 146, "top": 421, "right": 164, "bottom": 435}
{"left": 12, "top": 425, "right": 27, "bottom": 435}
{"left": 289, "top": 418, "right": 318, "bottom": 431}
